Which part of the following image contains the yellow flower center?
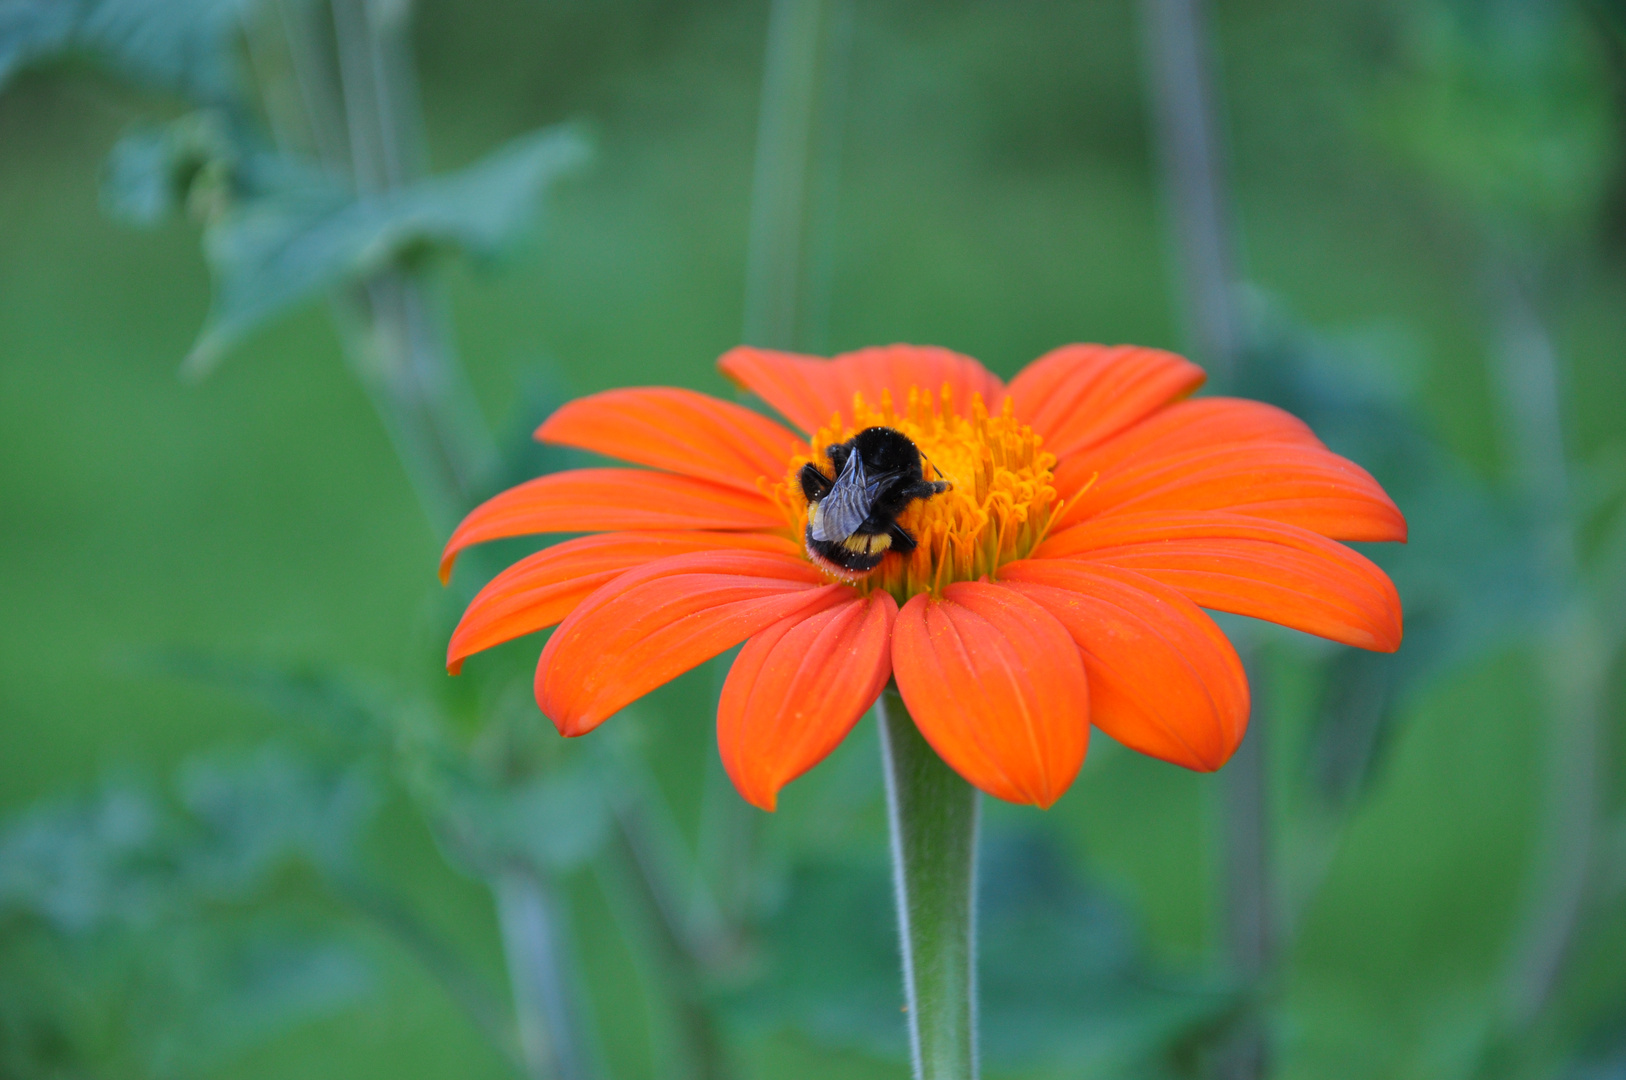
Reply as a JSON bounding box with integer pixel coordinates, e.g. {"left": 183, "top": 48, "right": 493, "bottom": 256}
{"left": 769, "top": 384, "right": 1063, "bottom": 602}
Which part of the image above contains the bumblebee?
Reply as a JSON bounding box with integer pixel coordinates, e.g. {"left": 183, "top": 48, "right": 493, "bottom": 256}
{"left": 800, "top": 427, "right": 951, "bottom": 575}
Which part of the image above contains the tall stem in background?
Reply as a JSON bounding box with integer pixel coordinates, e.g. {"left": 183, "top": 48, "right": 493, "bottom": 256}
{"left": 496, "top": 868, "right": 591, "bottom": 1080}
{"left": 1138, "top": 1, "right": 1270, "bottom": 1075}
{"left": 1138, "top": 0, "right": 1241, "bottom": 388}
{"left": 877, "top": 689, "right": 980, "bottom": 1080}
{"left": 700, "top": 0, "right": 853, "bottom": 929}
{"left": 328, "top": 0, "right": 495, "bottom": 533}
{"left": 279, "top": 3, "right": 584, "bottom": 1077}
{"left": 742, "top": 0, "right": 849, "bottom": 351}
{"left": 1489, "top": 262, "right": 1602, "bottom": 1030}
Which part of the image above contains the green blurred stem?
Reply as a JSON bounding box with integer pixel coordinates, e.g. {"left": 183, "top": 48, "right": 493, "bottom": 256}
{"left": 280, "top": 5, "right": 581, "bottom": 1078}
{"left": 1139, "top": 3, "right": 1274, "bottom": 1073}
{"left": 877, "top": 688, "right": 980, "bottom": 1080}
{"left": 1490, "top": 263, "right": 1601, "bottom": 1029}
{"left": 743, "top": 0, "right": 849, "bottom": 351}
{"left": 599, "top": 824, "right": 736, "bottom": 1080}
{"left": 328, "top": 0, "right": 495, "bottom": 532}
{"left": 1138, "top": 0, "right": 1241, "bottom": 387}
{"left": 496, "top": 868, "right": 591, "bottom": 1080}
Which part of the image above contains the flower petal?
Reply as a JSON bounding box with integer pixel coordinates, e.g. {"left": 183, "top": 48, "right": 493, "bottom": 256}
{"left": 535, "top": 550, "right": 848, "bottom": 736}
{"left": 717, "top": 592, "right": 897, "bottom": 811}
{"left": 891, "top": 582, "right": 1088, "bottom": 808}
{"left": 1000, "top": 560, "right": 1248, "bottom": 770}
{"left": 719, "top": 344, "right": 1004, "bottom": 433}
{"left": 440, "top": 469, "right": 787, "bottom": 581}
{"left": 1006, "top": 344, "right": 1207, "bottom": 458}
{"left": 1052, "top": 396, "right": 1325, "bottom": 498}
{"left": 535, "top": 387, "right": 806, "bottom": 493}
{"left": 1054, "top": 442, "right": 1407, "bottom": 542}
{"left": 1038, "top": 510, "right": 1402, "bottom": 651}
{"left": 448, "top": 531, "right": 801, "bottom": 673}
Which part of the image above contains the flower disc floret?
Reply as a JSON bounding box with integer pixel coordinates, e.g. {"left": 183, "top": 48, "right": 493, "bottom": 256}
{"left": 772, "top": 385, "right": 1065, "bottom": 602}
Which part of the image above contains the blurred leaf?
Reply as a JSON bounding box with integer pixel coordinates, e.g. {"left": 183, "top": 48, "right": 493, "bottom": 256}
{"left": 428, "top": 763, "right": 610, "bottom": 874}
{"left": 0, "top": 748, "right": 376, "bottom": 933}
{"left": 146, "top": 922, "right": 372, "bottom": 1075}
{"left": 0, "top": 0, "right": 255, "bottom": 102}
{"left": 1369, "top": 1, "right": 1618, "bottom": 235}
{"left": 976, "top": 833, "right": 1240, "bottom": 1072}
{"left": 101, "top": 110, "right": 309, "bottom": 227}
{"left": 730, "top": 829, "right": 1237, "bottom": 1075}
{"left": 163, "top": 650, "right": 610, "bottom": 875}
{"left": 185, "top": 124, "right": 591, "bottom": 375}
{"left": 155, "top": 649, "right": 395, "bottom": 747}
{"left": 0, "top": 748, "right": 376, "bottom": 1079}
{"left": 1238, "top": 294, "right": 1544, "bottom": 806}
{"left": 0, "top": 781, "right": 172, "bottom": 933}
{"left": 177, "top": 745, "right": 379, "bottom": 886}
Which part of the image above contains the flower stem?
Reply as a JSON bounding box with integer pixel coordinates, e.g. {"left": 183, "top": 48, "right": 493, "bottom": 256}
{"left": 876, "top": 687, "right": 980, "bottom": 1080}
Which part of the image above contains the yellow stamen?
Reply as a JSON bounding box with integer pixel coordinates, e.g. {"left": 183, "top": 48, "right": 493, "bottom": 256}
{"left": 772, "top": 384, "right": 1062, "bottom": 602}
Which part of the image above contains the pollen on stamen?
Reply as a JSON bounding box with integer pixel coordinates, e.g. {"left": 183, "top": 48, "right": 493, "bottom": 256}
{"left": 773, "top": 383, "right": 1062, "bottom": 603}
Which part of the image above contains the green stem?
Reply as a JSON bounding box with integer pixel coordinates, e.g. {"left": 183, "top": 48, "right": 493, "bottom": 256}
{"left": 876, "top": 687, "right": 980, "bottom": 1080}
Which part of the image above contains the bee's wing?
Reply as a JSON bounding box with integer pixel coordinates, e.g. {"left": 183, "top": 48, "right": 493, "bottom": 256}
{"left": 810, "top": 450, "right": 873, "bottom": 541}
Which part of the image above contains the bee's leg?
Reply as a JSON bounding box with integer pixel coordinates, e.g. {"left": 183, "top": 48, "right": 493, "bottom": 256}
{"left": 800, "top": 463, "right": 834, "bottom": 500}
{"left": 827, "top": 443, "right": 852, "bottom": 472}
{"left": 899, "top": 479, "right": 951, "bottom": 500}
{"left": 888, "top": 522, "right": 918, "bottom": 554}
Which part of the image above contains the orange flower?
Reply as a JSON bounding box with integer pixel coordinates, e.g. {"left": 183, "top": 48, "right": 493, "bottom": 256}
{"left": 441, "top": 345, "right": 1404, "bottom": 810}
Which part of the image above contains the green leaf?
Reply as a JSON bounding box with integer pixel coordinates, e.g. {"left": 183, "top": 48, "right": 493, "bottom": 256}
{"left": 0, "top": 781, "right": 172, "bottom": 933}
{"left": 1367, "top": 4, "right": 1617, "bottom": 234}
{"left": 185, "top": 124, "right": 591, "bottom": 375}
{"left": 146, "top": 924, "right": 372, "bottom": 1075}
{"left": 156, "top": 651, "right": 611, "bottom": 874}
{"left": 0, "top": 0, "right": 254, "bottom": 102}
{"left": 176, "top": 746, "right": 379, "bottom": 887}
{"left": 101, "top": 110, "right": 269, "bottom": 227}
{"left": 0, "top": 750, "right": 377, "bottom": 1079}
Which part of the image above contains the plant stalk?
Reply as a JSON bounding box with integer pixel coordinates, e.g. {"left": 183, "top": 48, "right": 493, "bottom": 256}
{"left": 1138, "top": 0, "right": 1241, "bottom": 389}
{"left": 278, "top": 4, "right": 583, "bottom": 1076}
{"left": 877, "top": 687, "right": 980, "bottom": 1080}
{"left": 496, "top": 868, "right": 591, "bottom": 1080}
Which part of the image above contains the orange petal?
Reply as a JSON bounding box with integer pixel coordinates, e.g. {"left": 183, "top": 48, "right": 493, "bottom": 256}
{"left": 1038, "top": 510, "right": 1402, "bottom": 651}
{"left": 1052, "top": 396, "right": 1324, "bottom": 498}
{"left": 448, "top": 531, "right": 801, "bottom": 674}
{"left": 535, "top": 550, "right": 849, "bottom": 736}
{"left": 1005, "top": 344, "right": 1207, "bottom": 459}
{"left": 535, "top": 387, "right": 806, "bottom": 493}
{"left": 1054, "top": 442, "right": 1407, "bottom": 542}
{"left": 1000, "top": 560, "right": 1248, "bottom": 770}
{"left": 891, "top": 582, "right": 1088, "bottom": 808}
{"left": 439, "top": 469, "right": 786, "bottom": 581}
{"left": 717, "top": 592, "right": 897, "bottom": 811}
{"left": 718, "top": 344, "right": 1004, "bottom": 433}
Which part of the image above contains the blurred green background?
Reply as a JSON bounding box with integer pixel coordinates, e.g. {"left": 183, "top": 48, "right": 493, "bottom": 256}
{"left": 2, "top": 1, "right": 1624, "bottom": 1078}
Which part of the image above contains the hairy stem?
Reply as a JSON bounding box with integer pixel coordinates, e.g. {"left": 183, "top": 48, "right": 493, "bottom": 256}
{"left": 877, "top": 688, "right": 980, "bottom": 1080}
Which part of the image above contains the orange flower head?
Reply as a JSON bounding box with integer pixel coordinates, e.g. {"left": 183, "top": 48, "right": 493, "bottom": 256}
{"left": 441, "top": 345, "right": 1406, "bottom": 811}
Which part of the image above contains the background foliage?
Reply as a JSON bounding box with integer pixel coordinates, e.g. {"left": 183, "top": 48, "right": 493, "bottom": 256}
{"left": 1, "top": 1, "right": 1624, "bottom": 1078}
